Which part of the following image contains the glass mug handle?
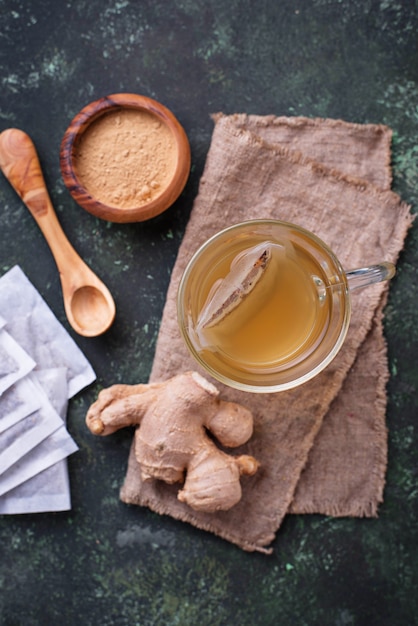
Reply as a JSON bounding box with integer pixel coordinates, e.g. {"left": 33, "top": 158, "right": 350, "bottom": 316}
{"left": 345, "top": 261, "right": 396, "bottom": 291}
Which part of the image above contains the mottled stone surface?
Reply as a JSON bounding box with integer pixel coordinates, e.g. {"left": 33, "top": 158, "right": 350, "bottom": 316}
{"left": 0, "top": 0, "right": 417, "bottom": 624}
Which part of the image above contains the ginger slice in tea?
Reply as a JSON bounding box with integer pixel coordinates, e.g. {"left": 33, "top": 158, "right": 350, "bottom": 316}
{"left": 197, "top": 242, "right": 273, "bottom": 329}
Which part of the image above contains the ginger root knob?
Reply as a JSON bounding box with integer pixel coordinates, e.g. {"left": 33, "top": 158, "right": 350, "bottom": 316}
{"left": 89, "top": 418, "right": 104, "bottom": 435}
{"left": 85, "top": 371, "right": 260, "bottom": 513}
{"left": 236, "top": 454, "right": 260, "bottom": 476}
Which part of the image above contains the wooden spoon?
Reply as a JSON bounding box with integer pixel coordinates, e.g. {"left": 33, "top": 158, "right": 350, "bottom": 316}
{"left": 0, "top": 128, "right": 116, "bottom": 337}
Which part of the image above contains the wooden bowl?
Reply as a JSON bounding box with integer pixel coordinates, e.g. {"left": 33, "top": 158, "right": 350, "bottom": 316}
{"left": 60, "top": 93, "right": 191, "bottom": 223}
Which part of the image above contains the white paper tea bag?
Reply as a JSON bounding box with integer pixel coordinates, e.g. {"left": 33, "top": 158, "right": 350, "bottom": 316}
{"left": 0, "top": 368, "right": 75, "bottom": 512}
{"left": 0, "top": 326, "right": 36, "bottom": 395}
{"left": 0, "top": 266, "right": 96, "bottom": 397}
{"left": 0, "top": 377, "right": 42, "bottom": 434}
{"left": 0, "top": 423, "right": 78, "bottom": 501}
{"left": 0, "top": 370, "right": 78, "bottom": 498}
{"left": 0, "top": 459, "right": 72, "bottom": 514}
{"left": 0, "top": 373, "right": 63, "bottom": 479}
{"left": 0, "top": 267, "right": 96, "bottom": 513}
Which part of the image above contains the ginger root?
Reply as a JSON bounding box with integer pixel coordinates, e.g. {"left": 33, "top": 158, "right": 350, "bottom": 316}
{"left": 86, "top": 371, "right": 259, "bottom": 512}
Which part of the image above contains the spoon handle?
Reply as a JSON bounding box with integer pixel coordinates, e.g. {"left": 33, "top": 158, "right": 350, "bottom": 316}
{"left": 0, "top": 128, "right": 77, "bottom": 270}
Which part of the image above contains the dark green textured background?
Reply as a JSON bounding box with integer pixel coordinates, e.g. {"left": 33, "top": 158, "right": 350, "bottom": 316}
{"left": 1, "top": 1, "right": 417, "bottom": 624}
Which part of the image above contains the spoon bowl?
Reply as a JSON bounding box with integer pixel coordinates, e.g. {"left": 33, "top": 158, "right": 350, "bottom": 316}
{"left": 68, "top": 285, "right": 115, "bottom": 337}
{"left": 0, "top": 128, "right": 116, "bottom": 337}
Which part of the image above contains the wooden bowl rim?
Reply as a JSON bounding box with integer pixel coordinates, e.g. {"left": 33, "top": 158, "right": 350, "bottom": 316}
{"left": 60, "top": 93, "right": 191, "bottom": 223}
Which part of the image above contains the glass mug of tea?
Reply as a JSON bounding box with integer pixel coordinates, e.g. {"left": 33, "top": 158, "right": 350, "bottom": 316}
{"left": 177, "top": 219, "right": 395, "bottom": 393}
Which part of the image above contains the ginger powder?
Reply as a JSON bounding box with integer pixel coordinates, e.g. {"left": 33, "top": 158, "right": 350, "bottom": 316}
{"left": 75, "top": 108, "right": 178, "bottom": 209}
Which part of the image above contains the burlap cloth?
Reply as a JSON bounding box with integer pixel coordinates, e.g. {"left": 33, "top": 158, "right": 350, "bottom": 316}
{"left": 121, "top": 114, "right": 413, "bottom": 553}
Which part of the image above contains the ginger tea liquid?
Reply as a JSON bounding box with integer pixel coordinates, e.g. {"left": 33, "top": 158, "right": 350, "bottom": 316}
{"left": 178, "top": 220, "right": 350, "bottom": 392}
